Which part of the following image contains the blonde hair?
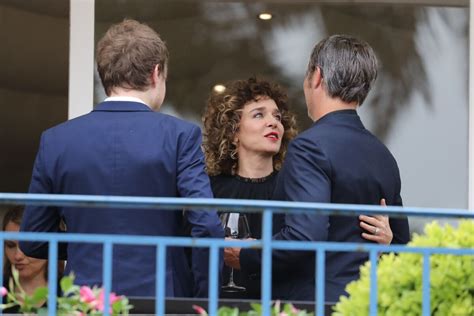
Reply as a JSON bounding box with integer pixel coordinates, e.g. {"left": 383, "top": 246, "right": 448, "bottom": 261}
{"left": 96, "top": 19, "right": 169, "bottom": 95}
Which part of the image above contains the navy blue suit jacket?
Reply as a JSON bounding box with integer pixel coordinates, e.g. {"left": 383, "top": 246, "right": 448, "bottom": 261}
{"left": 241, "top": 110, "right": 409, "bottom": 302}
{"left": 20, "top": 101, "right": 224, "bottom": 297}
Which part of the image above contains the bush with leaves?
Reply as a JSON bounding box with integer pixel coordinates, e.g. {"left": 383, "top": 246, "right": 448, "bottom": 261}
{"left": 0, "top": 270, "right": 132, "bottom": 316}
{"left": 193, "top": 301, "right": 313, "bottom": 316}
{"left": 332, "top": 220, "right": 474, "bottom": 316}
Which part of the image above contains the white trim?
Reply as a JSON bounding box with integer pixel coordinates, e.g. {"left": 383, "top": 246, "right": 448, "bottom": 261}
{"left": 470, "top": 0, "right": 474, "bottom": 209}
{"left": 104, "top": 96, "right": 149, "bottom": 106}
{"left": 68, "top": 0, "right": 95, "bottom": 120}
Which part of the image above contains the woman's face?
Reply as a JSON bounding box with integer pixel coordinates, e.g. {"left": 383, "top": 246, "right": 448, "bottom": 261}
{"left": 235, "top": 97, "right": 284, "bottom": 159}
{"left": 4, "top": 221, "right": 47, "bottom": 281}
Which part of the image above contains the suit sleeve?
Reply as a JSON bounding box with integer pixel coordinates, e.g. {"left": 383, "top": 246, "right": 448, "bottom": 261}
{"left": 176, "top": 125, "right": 224, "bottom": 297}
{"left": 390, "top": 188, "right": 410, "bottom": 244}
{"left": 241, "top": 136, "right": 331, "bottom": 273}
{"left": 19, "top": 133, "right": 67, "bottom": 260}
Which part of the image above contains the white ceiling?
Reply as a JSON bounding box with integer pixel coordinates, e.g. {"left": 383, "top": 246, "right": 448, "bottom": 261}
{"left": 0, "top": 0, "right": 468, "bottom": 20}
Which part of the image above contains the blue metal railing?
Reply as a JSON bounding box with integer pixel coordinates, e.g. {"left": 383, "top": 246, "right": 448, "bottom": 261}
{"left": 0, "top": 193, "right": 473, "bottom": 316}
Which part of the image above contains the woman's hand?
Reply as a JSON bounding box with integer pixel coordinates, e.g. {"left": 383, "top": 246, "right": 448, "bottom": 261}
{"left": 359, "top": 198, "right": 393, "bottom": 245}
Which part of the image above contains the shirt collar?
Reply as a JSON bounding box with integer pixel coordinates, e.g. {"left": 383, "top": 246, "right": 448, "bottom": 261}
{"left": 104, "top": 96, "right": 149, "bottom": 107}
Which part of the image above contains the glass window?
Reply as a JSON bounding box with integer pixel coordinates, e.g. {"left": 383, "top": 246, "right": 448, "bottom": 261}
{"left": 96, "top": 1, "right": 468, "bottom": 219}
{"left": 0, "top": 0, "right": 70, "bottom": 192}
{"left": 3, "top": 1, "right": 462, "bottom": 230}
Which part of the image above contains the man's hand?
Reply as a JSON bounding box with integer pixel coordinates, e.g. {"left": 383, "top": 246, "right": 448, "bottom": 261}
{"left": 224, "top": 237, "right": 256, "bottom": 270}
{"left": 224, "top": 246, "right": 241, "bottom": 270}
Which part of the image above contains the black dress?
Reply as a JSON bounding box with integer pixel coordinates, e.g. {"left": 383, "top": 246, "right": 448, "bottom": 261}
{"left": 209, "top": 171, "right": 409, "bottom": 300}
{"left": 210, "top": 171, "right": 278, "bottom": 299}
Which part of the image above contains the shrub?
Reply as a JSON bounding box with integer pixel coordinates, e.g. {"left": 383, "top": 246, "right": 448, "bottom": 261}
{"left": 332, "top": 220, "right": 474, "bottom": 316}
{"left": 193, "top": 301, "right": 313, "bottom": 316}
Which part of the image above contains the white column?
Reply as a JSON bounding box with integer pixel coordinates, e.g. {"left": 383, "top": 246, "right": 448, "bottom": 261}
{"left": 469, "top": 0, "right": 474, "bottom": 209}
{"left": 68, "top": 0, "right": 95, "bottom": 119}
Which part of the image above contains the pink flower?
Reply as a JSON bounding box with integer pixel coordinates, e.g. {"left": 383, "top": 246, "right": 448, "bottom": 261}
{"left": 290, "top": 304, "right": 300, "bottom": 314}
{"left": 0, "top": 286, "right": 7, "bottom": 297}
{"left": 79, "top": 286, "right": 97, "bottom": 305}
{"left": 274, "top": 300, "right": 281, "bottom": 312}
{"left": 192, "top": 304, "right": 208, "bottom": 315}
{"left": 96, "top": 289, "right": 122, "bottom": 312}
{"left": 99, "top": 290, "right": 121, "bottom": 304}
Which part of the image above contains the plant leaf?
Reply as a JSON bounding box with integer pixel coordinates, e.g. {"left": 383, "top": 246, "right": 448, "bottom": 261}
{"left": 60, "top": 275, "right": 74, "bottom": 293}
{"left": 31, "top": 286, "right": 48, "bottom": 303}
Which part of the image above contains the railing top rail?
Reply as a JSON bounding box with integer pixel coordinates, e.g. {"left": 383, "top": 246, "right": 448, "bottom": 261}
{"left": 0, "top": 192, "right": 473, "bottom": 218}
{"left": 1, "top": 231, "right": 472, "bottom": 254}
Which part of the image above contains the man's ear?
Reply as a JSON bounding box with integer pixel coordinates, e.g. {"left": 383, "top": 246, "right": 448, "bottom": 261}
{"left": 157, "top": 64, "right": 167, "bottom": 79}
{"left": 311, "top": 67, "right": 323, "bottom": 89}
{"left": 150, "top": 64, "right": 160, "bottom": 86}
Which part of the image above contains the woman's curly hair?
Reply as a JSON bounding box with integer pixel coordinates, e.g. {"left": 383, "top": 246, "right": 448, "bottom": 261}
{"left": 203, "top": 77, "right": 297, "bottom": 176}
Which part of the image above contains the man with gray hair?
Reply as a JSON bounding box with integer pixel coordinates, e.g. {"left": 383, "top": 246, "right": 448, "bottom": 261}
{"left": 227, "top": 34, "right": 409, "bottom": 302}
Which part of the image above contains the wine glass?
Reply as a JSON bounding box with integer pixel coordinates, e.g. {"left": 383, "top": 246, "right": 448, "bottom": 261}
{"left": 220, "top": 212, "right": 251, "bottom": 293}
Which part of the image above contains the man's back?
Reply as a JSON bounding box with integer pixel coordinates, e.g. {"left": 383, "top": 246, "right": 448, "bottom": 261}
{"left": 21, "top": 101, "right": 223, "bottom": 297}
{"left": 271, "top": 110, "right": 408, "bottom": 301}
{"left": 44, "top": 102, "right": 204, "bottom": 198}
{"left": 305, "top": 110, "right": 405, "bottom": 300}
{"left": 314, "top": 110, "right": 401, "bottom": 206}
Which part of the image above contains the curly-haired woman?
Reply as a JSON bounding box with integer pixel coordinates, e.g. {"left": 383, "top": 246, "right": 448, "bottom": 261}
{"left": 202, "top": 77, "right": 396, "bottom": 299}
{"left": 202, "top": 77, "right": 294, "bottom": 299}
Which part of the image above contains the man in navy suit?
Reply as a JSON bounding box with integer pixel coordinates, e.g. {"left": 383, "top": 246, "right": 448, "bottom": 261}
{"left": 225, "top": 35, "right": 409, "bottom": 302}
{"left": 20, "top": 19, "right": 224, "bottom": 298}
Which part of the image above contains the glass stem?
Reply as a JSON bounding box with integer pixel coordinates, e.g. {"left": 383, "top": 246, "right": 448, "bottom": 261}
{"left": 228, "top": 268, "right": 236, "bottom": 286}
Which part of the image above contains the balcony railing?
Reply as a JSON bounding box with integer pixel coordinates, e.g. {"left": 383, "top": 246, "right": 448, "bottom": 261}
{"left": 0, "top": 193, "right": 473, "bottom": 316}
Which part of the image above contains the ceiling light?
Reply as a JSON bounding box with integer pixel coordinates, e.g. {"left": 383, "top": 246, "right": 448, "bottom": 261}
{"left": 213, "top": 84, "right": 226, "bottom": 93}
{"left": 258, "top": 13, "right": 272, "bottom": 21}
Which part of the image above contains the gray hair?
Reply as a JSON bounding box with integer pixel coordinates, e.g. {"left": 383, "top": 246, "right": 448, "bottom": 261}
{"left": 306, "top": 34, "right": 378, "bottom": 106}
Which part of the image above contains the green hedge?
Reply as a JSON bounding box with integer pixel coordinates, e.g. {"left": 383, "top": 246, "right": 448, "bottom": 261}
{"left": 332, "top": 220, "right": 474, "bottom": 316}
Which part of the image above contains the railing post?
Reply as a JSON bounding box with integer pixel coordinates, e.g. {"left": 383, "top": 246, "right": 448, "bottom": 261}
{"left": 422, "top": 251, "right": 431, "bottom": 316}
{"left": 261, "top": 209, "right": 273, "bottom": 316}
{"left": 47, "top": 239, "right": 58, "bottom": 316}
{"left": 155, "top": 244, "right": 167, "bottom": 316}
{"left": 315, "top": 247, "right": 325, "bottom": 316}
{"left": 208, "top": 245, "right": 219, "bottom": 316}
{"left": 102, "top": 241, "right": 113, "bottom": 316}
{"left": 369, "top": 250, "right": 378, "bottom": 316}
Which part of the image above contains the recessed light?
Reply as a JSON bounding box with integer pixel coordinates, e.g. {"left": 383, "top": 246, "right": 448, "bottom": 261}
{"left": 258, "top": 13, "right": 272, "bottom": 21}
{"left": 213, "top": 84, "right": 226, "bottom": 93}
